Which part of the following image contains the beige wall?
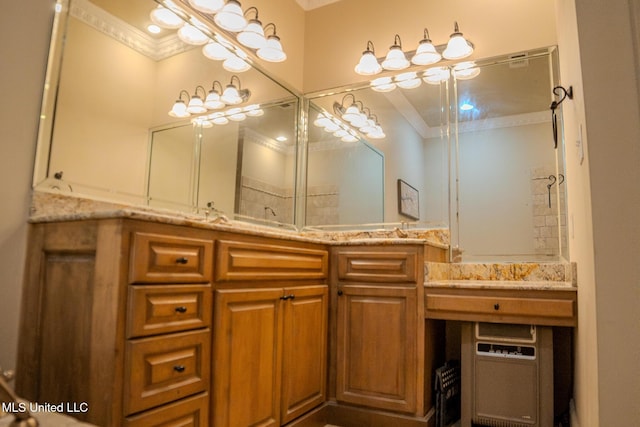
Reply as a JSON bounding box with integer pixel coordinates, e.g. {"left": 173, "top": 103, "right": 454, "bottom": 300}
{"left": 303, "top": 0, "right": 557, "bottom": 92}
{"left": 0, "top": 0, "right": 54, "bottom": 372}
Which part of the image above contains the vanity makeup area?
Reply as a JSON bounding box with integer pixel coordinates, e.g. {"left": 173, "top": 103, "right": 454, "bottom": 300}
{"left": 14, "top": 1, "right": 577, "bottom": 426}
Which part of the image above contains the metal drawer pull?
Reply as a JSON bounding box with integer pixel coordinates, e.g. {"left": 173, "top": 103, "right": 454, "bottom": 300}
{"left": 494, "top": 303, "right": 500, "bottom": 310}
{"left": 280, "top": 294, "right": 296, "bottom": 300}
{"left": 173, "top": 365, "right": 186, "bottom": 373}
{"left": 174, "top": 306, "right": 187, "bottom": 313}
{"left": 175, "top": 257, "right": 189, "bottom": 264}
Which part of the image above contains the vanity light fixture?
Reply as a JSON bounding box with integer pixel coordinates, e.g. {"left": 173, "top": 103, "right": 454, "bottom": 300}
{"left": 214, "top": 0, "right": 248, "bottom": 32}
{"left": 221, "top": 75, "right": 251, "bottom": 105}
{"left": 188, "top": 0, "right": 224, "bottom": 14}
{"left": 187, "top": 86, "right": 208, "bottom": 114}
{"left": 332, "top": 94, "right": 386, "bottom": 139}
{"left": 256, "top": 24, "right": 287, "bottom": 62}
{"left": 355, "top": 41, "right": 383, "bottom": 75}
{"left": 194, "top": 104, "right": 265, "bottom": 127}
{"left": 178, "top": 23, "right": 209, "bottom": 45}
{"left": 237, "top": 7, "right": 266, "bottom": 49}
{"left": 169, "top": 90, "right": 191, "bottom": 117}
{"left": 354, "top": 23, "right": 474, "bottom": 76}
{"left": 381, "top": 35, "right": 410, "bottom": 71}
{"left": 442, "top": 22, "right": 474, "bottom": 60}
{"left": 204, "top": 80, "right": 225, "bottom": 109}
{"left": 411, "top": 28, "right": 441, "bottom": 65}
{"left": 150, "top": 5, "right": 183, "bottom": 29}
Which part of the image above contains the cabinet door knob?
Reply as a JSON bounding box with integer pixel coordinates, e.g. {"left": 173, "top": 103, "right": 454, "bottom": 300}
{"left": 173, "top": 365, "right": 186, "bottom": 373}
{"left": 337, "top": 290, "right": 343, "bottom": 296}
{"left": 175, "top": 257, "right": 189, "bottom": 264}
{"left": 494, "top": 303, "right": 500, "bottom": 310}
{"left": 175, "top": 306, "right": 187, "bottom": 313}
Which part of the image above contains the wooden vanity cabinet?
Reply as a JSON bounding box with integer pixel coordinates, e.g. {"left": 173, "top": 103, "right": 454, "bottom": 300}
{"left": 212, "top": 236, "right": 329, "bottom": 427}
{"left": 331, "top": 245, "right": 434, "bottom": 417}
{"left": 17, "top": 219, "right": 213, "bottom": 426}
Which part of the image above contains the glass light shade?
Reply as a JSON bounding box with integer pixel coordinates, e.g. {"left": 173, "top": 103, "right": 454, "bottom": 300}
{"left": 411, "top": 40, "right": 442, "bottom": 65}
{"left": 169, "top": 100, "right": 190, "bottom": 117}
{"left": 150, "top": 6, "right": 183, "bottom": 29}
{"left": 237, "top": 20, "right": 266, "bottom": 49}
{"left": 366, "top": 126, "right": 386, "bottom": 139}
{"left": 257, "top": 35, "right": 286, "bottom": 62}
{"left": 423, "top": 67, "right": 450, "bottom": 85}
{"left": 188, "top": 0, "right": 224, "bottom": 14}
{"left": 453, "top": 61, "right": 481, "bottom": 80}
{"left": 211, "top": 113, "right": 229, "bottom": 125}
{"left": 187, "top": 95, "right": 206, "bottom": 114}
{"left": 202, "top": 42, "right": 232, "bottom": 60}
{"left": 314, "top": 114, "right": 331, "bottom": 127}
{"left": 333, "top": 129, "right": 349, "bottom": 138}
{"left": 355, "top": 51, "right": 382, "bottom": 75}
{"left": 227, "top": 108, "right": 246, "bottom": 121}
{"left": 193, "top": 117, "right": 213, "bottom": 128}
{"left": 205, "top": 90, "right": 225, "bottom": 109}
{"left": 178, "top": 24, "right": 209, "bottom": 45}
{"left": 396, "top": 72, "right": 422, "bottom": 89}
{"left": 381, "top": 46, "right": 410, "bottom": 71}
{"left": 443, "top": 34, "right": 473, "bottom": 60}
{"left": 223, "top": 55, "right": 251, "bottom": 72}
{"left": 371, "top": 76, "right": 396, "bottom": 92}
{"left": 350, "top": 114, "right": 368, "bottom": 128}
{"left": 214, "top": 0, "right": 247, "bottom": 32}
{"left": 323, "top": 120, "right": 340, "bottom": 133}
{"left": 341, "top": 133, "right": 359, "bottom": 143}
{"left": 221, "top": 85, "right": 242, "bottom": 105}
{"left": 244, "top": 105, "right": 264, "bottom": 116}
{"left": 342, "top": 104, "right": 362, "bottom": 123}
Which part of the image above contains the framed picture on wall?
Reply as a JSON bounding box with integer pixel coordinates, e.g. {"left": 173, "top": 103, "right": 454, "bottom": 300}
{"left": 397, "top": 179, "right": 419, "bottom": 220}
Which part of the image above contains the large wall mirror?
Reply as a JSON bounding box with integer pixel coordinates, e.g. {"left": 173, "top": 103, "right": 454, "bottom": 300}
{"left": 34, "top": 0, "right": 299, "bottom": 226}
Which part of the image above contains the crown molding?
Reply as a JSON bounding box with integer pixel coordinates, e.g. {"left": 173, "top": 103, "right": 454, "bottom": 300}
{"left": 70, "top": 0, "right": 188, "bottom": 61}
{"left": 295, "top": 0, "right": 342, "bottom": 11}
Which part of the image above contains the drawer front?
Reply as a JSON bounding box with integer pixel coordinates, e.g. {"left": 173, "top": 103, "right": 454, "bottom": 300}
{"left": 425, "top": 291, "right": 576, "bottom": 326}
{"left": 124, "top": 393, "right": 209, "bottom": 427}
{"left": 130, "top": 232, "right": 213, "bottom": 283}
{"left": 216, "top": 240, "right": 328, "bottom": 281}
{"left": 337, "top": 251, "right": 418, "bottom": 283}
{"left": 124, "top": 330, "right": 210, "bottom": 415}
{"left": 127, "top": 285, "right": 212, "bottom": 338}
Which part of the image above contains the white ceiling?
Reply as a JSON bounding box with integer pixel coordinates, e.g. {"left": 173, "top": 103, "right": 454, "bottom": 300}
{"left": 294, "top": 0, "right": 342, "bottom": 11}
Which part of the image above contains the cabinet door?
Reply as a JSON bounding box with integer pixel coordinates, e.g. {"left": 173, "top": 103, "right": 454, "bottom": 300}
{"left": 336, "top": 285, "right": 418, "bottom": 413}
{"left": 213, "top": 288, "right": 283, "bottom": 427}
{"left": 281, "top": 285, "right": 328, "bottom": 423}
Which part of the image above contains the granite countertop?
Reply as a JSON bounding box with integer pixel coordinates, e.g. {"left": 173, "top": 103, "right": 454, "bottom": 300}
{"left": 29, "top": 191, "right": 450, "bottom": 248}
{"left": 425, "top": 280, "right": 576, "bottom": 290}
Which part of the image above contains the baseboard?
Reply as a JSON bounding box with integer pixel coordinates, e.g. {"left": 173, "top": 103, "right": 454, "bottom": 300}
{"left": 570, "top": 398, "right": 580, "bottom": 427}
{"left": 284, "top": 401, "right": 435, "bottom": 427}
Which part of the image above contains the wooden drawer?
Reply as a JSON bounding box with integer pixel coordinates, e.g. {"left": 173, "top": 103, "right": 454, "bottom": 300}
{"left": 337, "top": 250, "right": 418, "bottom": 283}
{"left": 425, "top": 287, "right": 577, "bottom": 327}
{"left": 127, "top": 285, "right": 212, "bottom": 338}
{"left": 124, "top": 392, "right": 209, "bottom": 427}
{"left": 124, "top": 329, "right": 210, "bottom": 415}
{"left": 215, "top": 240, "right": 328, "bottom": 281}
{"left": 130, "top": 232, "right": 213, "bottom": 283}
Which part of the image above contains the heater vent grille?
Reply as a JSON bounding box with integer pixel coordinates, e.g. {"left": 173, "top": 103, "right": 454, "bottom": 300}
{"left": 509, "top": 53, "right": 530, "bottom": 68}
{"left": 473, "top": 416, "right": 533, "bottom": 427}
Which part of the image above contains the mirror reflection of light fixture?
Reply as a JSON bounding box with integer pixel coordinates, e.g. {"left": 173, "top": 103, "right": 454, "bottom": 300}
{"left": 355, "top": 41, "right": 383, "bottom": 75}
{"left": 227, "top": 107, "right": 247, "bottom": 121}
{"left": 411, "top": 28, "right": 441, "bottom": 65}
{"left": 178, "top": 23, "right": 209, "bottom": 45}
{"left": 169, "top": 90, "right": 191, "bottom": 117}
{"left": 244, "top": 104, "right": 264, "bottom": 116}
{"left": 381, "top": 34, "right": 410, "bottom": 71}
{"left": 237, "top": 7, "right": 266, "bottom": 49}
{"left": 223, "top": 55, "right": 251, "bottom": 72}
{"left": 423, "top": 66, "right": 450, "bottom": 85}
{"left": 370, "top": 76, "right": 396, "bottom": 92}
{"left": 150, "top": 5, "right": 183, "bottom": 29}
{"left": 332, "top": 94, "right": 386, "bottom": 139}
{"left": 202, "top": 41, "right": 232, "bottom": 60}
{"left": 395, "top": 71, "right": 422, "bottom": 89}
{"left": 442, "top": 22, "right": 474, "bottom": 60}
{"left": 257, "top": 24, "right": 287, "bottom": 62}
{"left": 188, "top": 0, "right": 224, "bottom": 14}
{"left": 214, "top": 0, "right": 247, "bottom": 32}
{"left": 453, "top": 61, "right": 480, "bottom": 80}
{"left": 221, "top": 75, "right": 251, "bottom": 105}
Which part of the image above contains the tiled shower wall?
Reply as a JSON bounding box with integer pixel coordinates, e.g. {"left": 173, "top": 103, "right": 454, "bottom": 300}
{"left": 239, "top": 177, "right": 340, "bottom": 226}
{"left": 531, "top": 167, "right": 567, "bottom": 257}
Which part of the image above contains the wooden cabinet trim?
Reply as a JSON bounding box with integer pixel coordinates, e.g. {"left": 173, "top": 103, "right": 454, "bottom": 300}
{"left": 124, "top": 392, "right": 209, "bottom": 427}
{"left": 216, "top": 240, "right": 328, "bottom": 282}
{"left": 425, "top": 287, "right": 577, "bottom": 326}
{"left": 336, "top": 250, "right": 419, "bottom": 283}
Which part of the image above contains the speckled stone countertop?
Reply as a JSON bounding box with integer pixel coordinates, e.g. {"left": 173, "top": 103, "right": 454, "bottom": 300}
{"left": 29, "top": 191, "right": 450, "bottom": 248}
{"left": 425, "top": 260, "right": 577, "bottom": 289}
